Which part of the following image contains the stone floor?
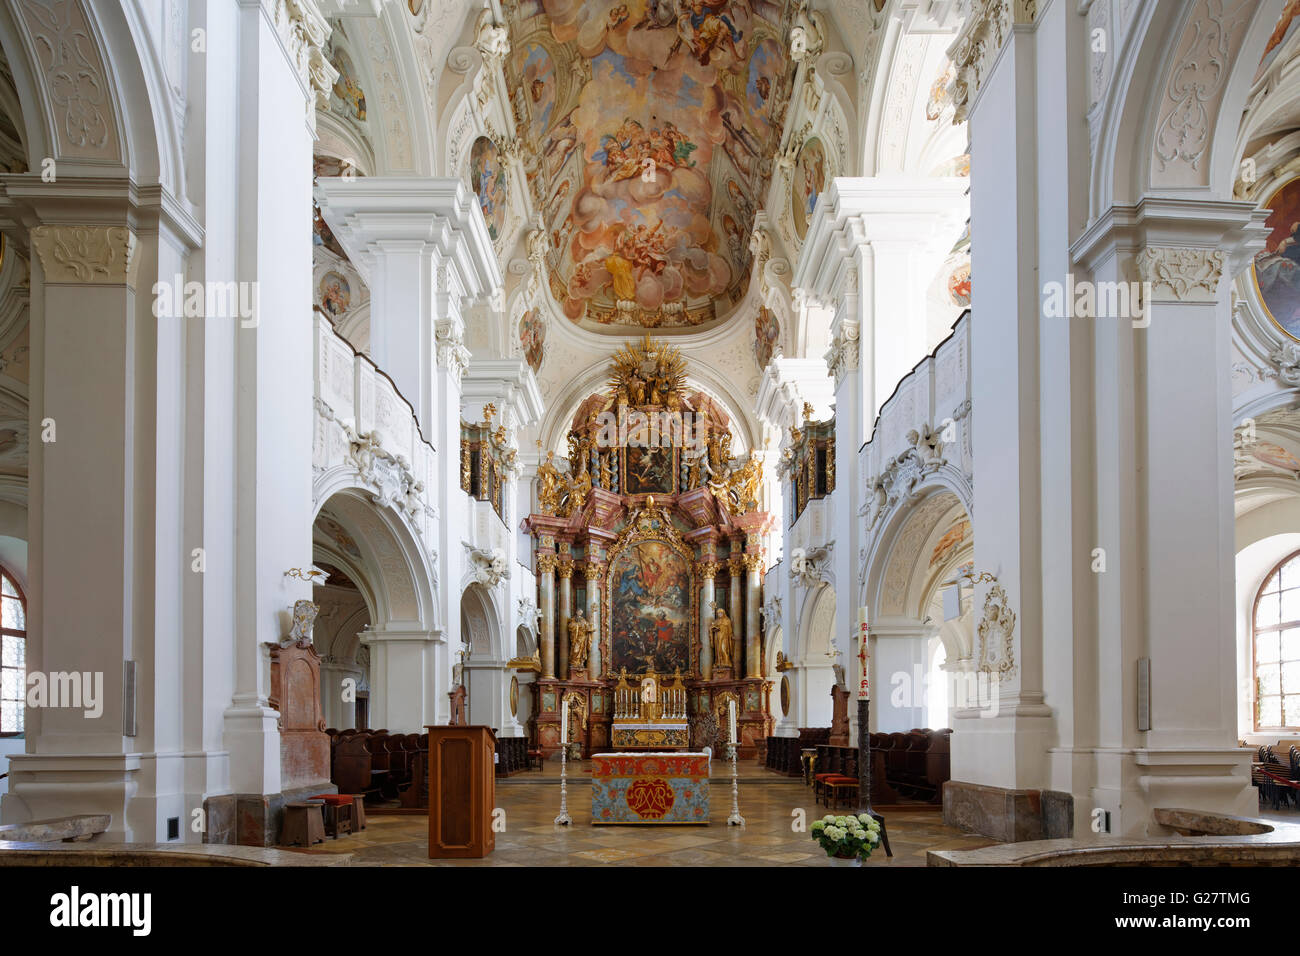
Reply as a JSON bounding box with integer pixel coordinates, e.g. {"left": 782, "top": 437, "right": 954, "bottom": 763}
{"left": 287, "top": 764, "right": 998, "bottom": 866}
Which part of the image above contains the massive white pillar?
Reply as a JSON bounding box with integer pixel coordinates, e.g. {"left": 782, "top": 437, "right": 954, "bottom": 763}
{"left": 3, "top": 0, "right": 335, "bottom": 843}
{"left": 318, "top": 176, "right": 501, "bottom": 720}
{"left": 945, "top": 0, "right": 1269, "bottom": 839}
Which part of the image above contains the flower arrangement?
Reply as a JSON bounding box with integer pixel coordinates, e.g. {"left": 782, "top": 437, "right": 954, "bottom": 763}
{"left": 810, "top": 813, "right": 882, "bottom": 861}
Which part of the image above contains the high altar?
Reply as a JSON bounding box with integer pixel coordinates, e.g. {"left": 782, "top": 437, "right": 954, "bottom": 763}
{"left": 523, "top": 337, "right": 775, "bottom": 759}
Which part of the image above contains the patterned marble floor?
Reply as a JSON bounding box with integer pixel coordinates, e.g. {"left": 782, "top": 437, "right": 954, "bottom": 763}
{"left": 289, "top": 767, "right": 997, "bottom": 866}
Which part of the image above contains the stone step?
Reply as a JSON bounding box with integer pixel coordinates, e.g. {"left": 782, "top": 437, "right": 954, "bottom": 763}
{"left": 0, "top": 814, "right": 112, "bottom": 843}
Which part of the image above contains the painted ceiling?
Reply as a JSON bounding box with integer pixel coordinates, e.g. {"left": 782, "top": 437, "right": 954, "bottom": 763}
{"left": 503, "top": 0, "right": 797, "bottom": 333}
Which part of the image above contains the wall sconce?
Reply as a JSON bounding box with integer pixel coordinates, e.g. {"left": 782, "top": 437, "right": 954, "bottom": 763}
{"left": 286, "top": 566, "right": 329, "bottom": 584}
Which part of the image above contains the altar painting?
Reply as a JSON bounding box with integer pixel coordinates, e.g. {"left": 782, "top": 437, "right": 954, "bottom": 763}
{"left": 609, "top": 540, "right": 691, "bottom": 675}
{"left": 624, "top": 445, "right": 675, "bottom": 495}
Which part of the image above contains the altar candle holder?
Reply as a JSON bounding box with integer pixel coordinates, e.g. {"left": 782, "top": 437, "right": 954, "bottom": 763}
{"left": 555, "top": 704, "right": 572, "bottom": 826}
{"left": 726, "top": 741, "right": 745, "bottom": 827}
{"left": 554, "top": 743, "right": 573, "bottom": 826}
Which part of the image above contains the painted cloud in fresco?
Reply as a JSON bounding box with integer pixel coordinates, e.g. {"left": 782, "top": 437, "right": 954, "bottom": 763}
{"left": 519, "top": 0, "right": 792, "bottom": 329}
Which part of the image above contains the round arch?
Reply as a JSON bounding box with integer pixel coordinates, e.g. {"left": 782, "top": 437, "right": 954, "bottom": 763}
{"left": 795, "top": 582, "right": 836, "bottom": 664}
{"left": 460, "top": 582, "right": 501, "bottom": 662}
{"left": 311, "top": 485, "right": 437, "bottom": 632}
{"left": 1092, "top": 0, "right": 1286, "bottom": 215}
{"left": 861, "top": 485, "right": 971, "bottom": 619}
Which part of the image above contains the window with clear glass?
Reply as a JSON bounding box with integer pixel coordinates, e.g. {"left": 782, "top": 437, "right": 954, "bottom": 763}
{"left": 0, "top": 569, "right": 25, "bottom": 735}
{"left": 1254, "top": 551, "right": 1300, "bottom": 731}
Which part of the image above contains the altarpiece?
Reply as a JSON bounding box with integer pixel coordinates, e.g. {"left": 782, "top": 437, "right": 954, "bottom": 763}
{"left": 522, "top": 338, "right": 774, "bottom": 758}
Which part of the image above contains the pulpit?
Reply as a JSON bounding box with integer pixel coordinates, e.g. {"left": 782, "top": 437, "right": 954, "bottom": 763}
{"left": 426, "top": 725, "right": 495, "bottom": 858}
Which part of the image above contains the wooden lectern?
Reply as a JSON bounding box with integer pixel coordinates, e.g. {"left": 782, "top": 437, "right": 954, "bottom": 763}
{"left": 425, "top": 725, "right": 496, "bottom": 859}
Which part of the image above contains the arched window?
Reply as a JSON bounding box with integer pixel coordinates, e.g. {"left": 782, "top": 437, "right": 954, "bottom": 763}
{"left": 1253, "top": 551, "right": 1300, "bottom": 731}
{"left": 0, "top": 569, "right": 25, "bottom": 735}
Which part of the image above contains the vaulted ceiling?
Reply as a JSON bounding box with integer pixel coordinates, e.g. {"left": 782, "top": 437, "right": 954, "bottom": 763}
{"left": 501, "top": 0, "right": 798, "bottom": 334}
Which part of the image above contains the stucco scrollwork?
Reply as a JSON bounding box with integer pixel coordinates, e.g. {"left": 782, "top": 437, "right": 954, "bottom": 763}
{"left": 865, "top": 424, "right": 947, "bottom": 530}
{"left": 976, "top": 583, "right": 1017, "bottom": 679}
{"left": 435, "top": 320, "right": 471, "bottom": 382}
{"left": 1267, "top": 341, "right": 1300, "bottom": 387}
{"left": 475, "top": 10, "right": 511, "bottom": 66}
{"left": 1150, "top": 0, "right": 1250, "bottom": 181}
{"left": 465, "top": 545, "right": 509, "bottom": 589}
{"left": 825, "top": 319, "right": 860, "bottom": 389}
{"left": 947, "top": 0, "right": 1039, "bottom": 124}
{"left": 790, "top": 544, "right": 832, "bottom": 590}
{"left": 30, "top": 225, "right": 136, "bottom": 285}
{"left": 1135, "top": 246, "right": 1226, "bottom": 302}
{"left": 16, "top": 0, "right": 117, "bottom": 156}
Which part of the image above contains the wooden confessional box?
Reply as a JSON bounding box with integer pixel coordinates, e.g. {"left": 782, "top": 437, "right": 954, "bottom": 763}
{"left": 425, "top": 725, "right": 496, "bottom": 858}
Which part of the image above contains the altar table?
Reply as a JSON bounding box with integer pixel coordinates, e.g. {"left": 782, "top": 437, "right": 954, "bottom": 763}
{"left": 590, "top": 752, "right": 710, "bottom": 824}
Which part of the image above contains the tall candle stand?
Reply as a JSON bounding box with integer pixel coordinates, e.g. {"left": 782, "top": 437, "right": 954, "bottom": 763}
{"left": 856, "top": 697, "right": 891, "bottom": 856}
{"left": 554, "top": 742, "right": 572, "bottom": 826}
{"left": 726, "top": 742, "right": 745, "bottom": 826}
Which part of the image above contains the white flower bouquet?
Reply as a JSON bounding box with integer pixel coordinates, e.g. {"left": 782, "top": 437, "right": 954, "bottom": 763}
{"left": 810, "top": 813, "right": 882, "bottom": 861}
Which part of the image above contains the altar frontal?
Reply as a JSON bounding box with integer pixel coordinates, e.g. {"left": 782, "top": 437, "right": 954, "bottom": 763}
{"left": 591, "top": 752, "right": 710, "bottom": 824}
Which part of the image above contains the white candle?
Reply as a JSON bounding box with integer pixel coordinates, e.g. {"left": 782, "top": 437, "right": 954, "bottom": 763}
{"left": 728, "top": 699, "right": 737, "bottom": 743}
{"left": 857, "top": 605, "right": 870, "bottom": 701}
{"left": 561, "top": 699, "right": 569, "bottom": 741}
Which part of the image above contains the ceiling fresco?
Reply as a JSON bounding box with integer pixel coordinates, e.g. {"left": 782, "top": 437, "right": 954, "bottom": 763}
{"left": 503, "top": 0, "right": 797, "bottom": 333}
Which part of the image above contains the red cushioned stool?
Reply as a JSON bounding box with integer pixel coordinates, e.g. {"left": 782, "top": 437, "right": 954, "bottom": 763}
{"left": 310, "top": 793, "right": 354, "bottom": 839}
{"left": 826, "top": 776, "right": 859, "bottom": 810}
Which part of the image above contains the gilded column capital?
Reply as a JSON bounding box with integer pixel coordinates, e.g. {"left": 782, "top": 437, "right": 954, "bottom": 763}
{"left": 536, "top": 553, "right": 558, "bottom": 575}
{"left": 696, "top": 560, "right": 720, "bottom": 580}
{"left": 557, "top": 558, "right": 575, "bottom": 580}
{"left": 728, "top": 555, "right": 745, "bottom": 576}
{"left": 742, "top": 553, "right": 765, "bottom": 574}
{"left": 584, "top": 563, "right": 605, "bottom": 583}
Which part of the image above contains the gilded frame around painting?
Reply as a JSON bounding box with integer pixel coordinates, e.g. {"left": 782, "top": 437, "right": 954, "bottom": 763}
{"left": 602, "top": 501, "right": 697, "bottom": 679}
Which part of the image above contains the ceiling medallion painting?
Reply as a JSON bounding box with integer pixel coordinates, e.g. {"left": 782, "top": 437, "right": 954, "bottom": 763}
{"left": 1253, "top": 176, "right": 1300, "bottom": 342}
{"left": 470, "top": 136, "right": 509, "bottom": 242}
{"left": 505, "top": 0, "right": 798, "bottom": 332}
{"left": 790, "top": 135, "right": 825, "bottom": 240}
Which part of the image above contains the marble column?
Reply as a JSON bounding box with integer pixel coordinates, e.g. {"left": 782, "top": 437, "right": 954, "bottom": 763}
{"left": 744, "top": 553, "right": 763, "bottom": 679}
{"left": 699, "top": 561, "right": 718, "bottom": 678}
{"left": 585, "top": 563, "right": 604, "bottom": 677}
{"left": 728, "top": 555, "right": 744, "bottom": 652}
{"left": 537, "top": 554, "right": 558, "bottom": 679}
{"left": 557, "top": 558, "right": 574, "bottom": 678}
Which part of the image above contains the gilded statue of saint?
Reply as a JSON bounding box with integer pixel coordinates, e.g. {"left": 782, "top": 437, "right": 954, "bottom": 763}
{"left": 709, "top": 604, "right": 734, "bottom": 669}
{"left": 568, "top": 610, "right": 594, "bottom": 671}
{"left": 537, "top": 450, "right": 564, "bottom": 515}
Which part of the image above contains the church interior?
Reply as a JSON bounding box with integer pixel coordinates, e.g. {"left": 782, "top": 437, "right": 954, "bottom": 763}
{"left": 4, "top": 0, "right": 1300, "bottom": 893}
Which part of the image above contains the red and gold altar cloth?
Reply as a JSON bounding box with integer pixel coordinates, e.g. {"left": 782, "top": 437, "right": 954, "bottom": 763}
{"left": 590, "top": 752, "right": 710, "bottom": 825}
